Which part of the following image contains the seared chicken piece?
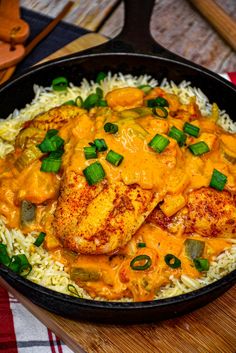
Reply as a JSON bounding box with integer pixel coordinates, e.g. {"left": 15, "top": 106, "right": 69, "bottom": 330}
{"left": 30, "top": 105, "right": 85, "bottom": 131}
{"left": 146, "top": 204, "right": 186, "bottom": 235}
{"left": 185, "top": 188, "right": 236, "bottom": 238}
{"left": 53, "top": 170, "right": 160, "bottom": 254}
{"left": 147, "top": 187, "right": 236, "bottom": 238}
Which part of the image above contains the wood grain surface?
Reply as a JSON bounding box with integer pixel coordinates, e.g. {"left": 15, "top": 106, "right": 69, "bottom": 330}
{"left": 188, "top": 0, "right": 236, "bottom": 51}
{"left": 20, "top": 0, "right": 236, "bottom": 72}
{"left": 1, "top": 278, "right": 236, "bottom": 353}
{"left": 39, "top": 33, "right": 108, "bottom": 63}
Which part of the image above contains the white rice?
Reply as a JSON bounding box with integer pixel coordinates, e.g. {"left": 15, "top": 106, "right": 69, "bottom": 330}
{"left": 0, "top": 73, "right": 235, "bottom": 300}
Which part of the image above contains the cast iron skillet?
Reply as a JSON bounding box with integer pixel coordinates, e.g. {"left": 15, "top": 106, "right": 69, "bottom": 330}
{"left": 0, "top": 0, "right": 236, "bottom": 323}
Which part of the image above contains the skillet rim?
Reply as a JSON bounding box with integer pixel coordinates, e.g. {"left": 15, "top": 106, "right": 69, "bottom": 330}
{"left": 1, "top": 52, "right": 236, "bottom": 94}
{"left": 0, "top": 263, "right": 235, "bottom": 310}
{"left": 0, "top": 51, "right": 236, "bottom": 318}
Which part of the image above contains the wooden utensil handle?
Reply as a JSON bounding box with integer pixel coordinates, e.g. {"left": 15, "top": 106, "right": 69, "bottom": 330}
{"left": 0, "top": 42, "right": 25, "bottom": 70}
{"left": 0, "top": 0, "right": 30, "bottom": 43}
{"left": 189, "top": 0, "right": 236, "bottom": 51}
{"left": 0, "top": 1, "right": 74, "bottom": 85}
{"left": 0, "top": 0, "right": 20, "bottom": 18}
{"left": 0, "top": 16, "right": 30, "bottom": 43}
{"left": 25, "top": 1, "right": 74, "bottom": 56}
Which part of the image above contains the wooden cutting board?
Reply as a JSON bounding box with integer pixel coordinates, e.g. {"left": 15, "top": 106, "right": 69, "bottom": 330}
{"left": 1, "top": 278, "right": 236, "bottom": 353}
{"left": 38, "top": 32, "right": 108, "bottom": 63}
{"left": 1, "top": 33, "right": 236, "bottom": 353}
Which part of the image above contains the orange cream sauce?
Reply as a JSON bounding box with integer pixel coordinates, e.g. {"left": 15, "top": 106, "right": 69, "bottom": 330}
{"left": 0, "top": 85, "right": 235, "bottom": 301}
{"left": 52, "top": 224, "right": 231, "bottom": 301}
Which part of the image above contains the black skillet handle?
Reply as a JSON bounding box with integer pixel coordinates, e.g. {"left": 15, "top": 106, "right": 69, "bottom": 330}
{"left": 109, "top": 0, "right": 168, "bottom": 55}
{"left": 89, "top": 0, "right": 185, "bottom": 61}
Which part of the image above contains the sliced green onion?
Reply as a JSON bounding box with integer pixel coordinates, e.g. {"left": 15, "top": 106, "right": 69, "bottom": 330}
{"left": 96, "top": 72, "right": 106, "bottom": 84}
{"left": 41, "top": 157, "right": 62, "bottom": 173}
{"left": 84, "top": 146, "right": 97, "bottom": 160}
{"left": 188, "top": 141, "right": 210, "bottom": 156}
{"left": 106, "top": 150, "right": 124, "bottom": 166}
{"left": 147, "top": 97, "right": 169, "bottom": 108}
{"left": 75, "top": 96, "right": 83, "bottom": 107}
{"left": 104, "top": 122, "right": 118, "bottom": 134}
{"left": 155, "top": 97, "right": 169, "bottom": 107}
{"left": 34, "top": 232, "right": 46, "bottom": 247}
{"left": 148, "top": 134, "right": 170, "bottom": 153}
{"left": 38, "top": 135, "right": 64, "bottom": 153}
{"left": 183, "top": 122, "right": 200, "bottom": 137}
{"left": 40, "top": 136, "right": 63, "bottom": 153}
{"left": 17, "top": 254, "right": 32, "bottom": 276}
{"left": 147, "top": 99, "right": 158, "bottom": 107}
{"left": 164, "top": 254, "right": 181, "bottom": 269}
{"left": 50, "top": 135, "right": 64, "bottom": 149}
{"left": 193, "top": 258, "right": 209, "bottom": 272}
{"left": 137, "top": 242, "right": 146, "bottom": 248}
{"left": 94, "top": 138, "right": 108, "bottom": 152}
{"left": 52, "top": 76, "right": 68, "bottom": 91}
{"left": 49, "top": 150, "right": 64, "bottom": 159}
{"left": 0, "top": 243, "right": 11, "bottom": 266}
{"left": 0, "top": 247, "right": 32, "bottom": 277}
{"left": 8, "top": 254, "right": 32, "bottom": 276}
{"left": 168, "top": 126, "right": 187, "bottom": 147}
{"left": 8, "top": 255, "right": 21, "bottom": 273}
{"left": 138, "top": 84, "right": 152, "bottom": 94}
{"left": 45, "top": 129, "right": 58, "bottom": 139}
{"left": 98, "top": 100, "right": 108, "bottom": 107}
{"left": 83, "top": 161, "right": 106, "bottom": 185}
{"left": 21, "top": 264, "right": 32, "bottom": 277}
{"left": 82, "top": 88, "right": 104, "bottom": 109}
{"left": 63, "top": 100, "right": 76, "bottom": 106}
{"left": 67, "top": 284, "right": 81, "bottom": 297}
{"left": 130, "top": 254, "right": 152, "bottom": 271}
{"left": 38, "top": 138, "right": 54, "bottom": 153}
{"left": 152, "top": 106, "right": 168, "bottom": 119}
{"left": 96, "top": 87, "right": 103, "bottom": 99}
{"left": 83, "top": 93, "right": 99, "bottom": 109}
{"left": 210, "top": 169, "right": 227, "bottom": 191}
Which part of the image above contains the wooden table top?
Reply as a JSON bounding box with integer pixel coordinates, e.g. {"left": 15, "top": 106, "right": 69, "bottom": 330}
{"left": 21, "top": 0, "right": 236, "bottom": 72}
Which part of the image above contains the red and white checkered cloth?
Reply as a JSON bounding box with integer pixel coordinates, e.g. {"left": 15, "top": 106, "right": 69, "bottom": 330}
{"left": 0, "top": 286, "right": 73, "bottom": 353}
{"left": 221, "top": 72, "right": 236, "bottom": 85}
{"left": 0, "top": 72, "right": 235, "bottom": 353}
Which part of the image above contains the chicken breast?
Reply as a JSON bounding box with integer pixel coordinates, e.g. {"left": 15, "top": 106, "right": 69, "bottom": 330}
{"left": 185, "top": 188, "right": 236, "bottom": 238}
{"left": 30, "top": 105, "right": 85, "bottom": 131}
{"left": 53, "top": 170, "right": 160, "bottom": 254}
{"left": 147, "top": 187, "right": 236, "bottom": 238}
{"left": 146, "top": 204, "right": 186, "bottom": 235}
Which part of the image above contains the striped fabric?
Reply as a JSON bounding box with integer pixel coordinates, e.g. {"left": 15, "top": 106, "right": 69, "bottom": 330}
{"left": 220, "top": 72, "right": 236, "bottom": 85}
{"left": 0, "top": 286, "right": 73, "bottom": 353}
{"left": 0, "top": 73, "right": 235, "bottom": 353}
